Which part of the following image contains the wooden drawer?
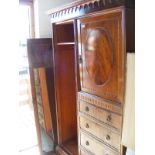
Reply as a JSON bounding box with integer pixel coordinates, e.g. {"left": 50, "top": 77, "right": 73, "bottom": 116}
{"left": 79, "top": 101, "right": 122, "bottom": 130}
{"left": 80, "top": 132, "right": 119, "bottom": 155}
{"left": 79, "top": 116, "right": 121, "bottom": 151}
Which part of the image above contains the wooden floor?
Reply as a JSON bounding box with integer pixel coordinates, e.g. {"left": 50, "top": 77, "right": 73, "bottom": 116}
{"left": 63, "top": 138, "right": 78, "bottom": 155}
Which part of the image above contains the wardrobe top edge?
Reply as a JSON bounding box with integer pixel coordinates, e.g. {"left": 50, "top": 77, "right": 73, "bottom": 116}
{"left": 47, "top": 0, "right": 134, "bottom": 23}
{"left": 46, "top": 0, "right": 135, "bottom": 16}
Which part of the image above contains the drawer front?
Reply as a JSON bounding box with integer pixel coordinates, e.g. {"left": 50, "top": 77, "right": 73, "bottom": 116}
{"left": 80, "top": 132, "right": 119, "bottom": 155}
{"left": 79, "top": 101, "right": 122, "bottom": 130}
{"left": 79, "top": 116, "right": 121, "bottom": 151}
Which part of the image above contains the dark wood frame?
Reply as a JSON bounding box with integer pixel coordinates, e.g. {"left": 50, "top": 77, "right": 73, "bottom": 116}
{"left": 27, "top": 39, "right": 58, "bottom": 154}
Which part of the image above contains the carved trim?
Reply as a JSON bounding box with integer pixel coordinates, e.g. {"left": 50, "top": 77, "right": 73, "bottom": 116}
{"left": 48, "top": 0, "right": 126, "bottom": 22}
{"left": 78, "top": 91, "right": 122, "bottom": 114}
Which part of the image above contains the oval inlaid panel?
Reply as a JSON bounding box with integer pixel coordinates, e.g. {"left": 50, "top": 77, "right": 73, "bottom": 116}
{"left": 84, "top": 28, "right": 114, "bottom": 85}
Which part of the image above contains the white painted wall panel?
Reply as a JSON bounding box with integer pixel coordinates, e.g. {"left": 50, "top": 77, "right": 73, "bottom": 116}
{"left": 34, "top": 0, "right": 75, "bottom": 38}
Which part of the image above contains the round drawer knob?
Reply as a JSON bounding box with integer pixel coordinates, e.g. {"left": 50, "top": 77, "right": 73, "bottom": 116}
{"left": 85, "top": 123, "right": 89, "bottom": 128}
{"left": 86, "top": 141, "right": 89, "bottom": 146}
{"left": 106, "top": 135, "right": 110, "bottom": 141}
{"left": 85, "top": 106, "right": 89, "bottom": 112}
{"left": 106, "top": 115, "right": 112, "bottom": 122}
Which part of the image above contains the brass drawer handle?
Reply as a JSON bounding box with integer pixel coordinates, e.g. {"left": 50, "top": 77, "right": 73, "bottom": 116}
{"left": 106, "top": 134, "right": 110, "bottom": 141}
{"left": 86, "top": 141, "right": 89, "bottom": 146}
{"left": 85, "top": 106, "right": 89, "bottom": 112}
{"left": 106, "top": 115, "right": 112, "bottom": 122}
{"left": 85, "top": 123, "right": 89, "bottom": 128}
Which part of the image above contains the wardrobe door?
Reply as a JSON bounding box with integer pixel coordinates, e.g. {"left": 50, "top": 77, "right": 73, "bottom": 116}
{"left": 27, "top": 39, "right": 57, "bottom": 153}
{"left": 77, "top": 8, "right": 125, "bottom": 104}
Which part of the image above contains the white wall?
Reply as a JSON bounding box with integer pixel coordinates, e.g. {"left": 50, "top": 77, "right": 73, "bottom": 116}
{"left": 34, "top": 0, "right": 75, "bottom": 38}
